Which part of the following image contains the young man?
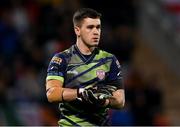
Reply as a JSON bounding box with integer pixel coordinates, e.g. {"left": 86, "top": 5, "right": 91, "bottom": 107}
{"left": 46, "top": 8, "right": 125, "bottom": 126}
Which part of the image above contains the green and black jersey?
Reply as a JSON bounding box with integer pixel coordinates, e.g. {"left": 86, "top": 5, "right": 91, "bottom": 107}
{"left": 46, "top": 44, "right": 123, "bottom": 126}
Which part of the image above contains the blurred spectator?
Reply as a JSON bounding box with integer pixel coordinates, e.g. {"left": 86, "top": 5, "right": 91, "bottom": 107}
{"left": 102, "top": 25, "right": 135, "bottom": 65}
{"left": 163, "top": 0, "right": 180, "bottom": 43}
{"left": 0, "top": 7, "right": 21, "bottom": 58}
{"left": 109, "top": 104, "right": 134, "bottom": 126}
{"left": 125, "top": 69, "right": 164, "bottom": 125}
{"left": 11, "top": 0, "right": 30, "bottom": 34}
{"left": 2, "top": 0, "right": 168, "bottom": 126}
{"left": 163, "top": 0, "right": 180, "bottom": 29}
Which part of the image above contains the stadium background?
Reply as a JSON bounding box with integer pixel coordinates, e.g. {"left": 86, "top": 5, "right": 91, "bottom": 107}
{"left": 0, "top": 0, "right": 180, "bottom": 125}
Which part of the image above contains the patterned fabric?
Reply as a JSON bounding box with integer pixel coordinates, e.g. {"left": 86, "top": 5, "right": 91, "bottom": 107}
{"left": 46, "top": 45, "right": 123, "bottom": 126}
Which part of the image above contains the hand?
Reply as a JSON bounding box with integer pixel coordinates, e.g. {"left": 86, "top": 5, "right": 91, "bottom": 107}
{"left": 96, "top": 85, "right": 117, "bottom": 99}
{"left": 77, "top": 85, "right": 117, "bottom": 106}
{"left": 77, "top": 87, "right": 106, "bottom": 106}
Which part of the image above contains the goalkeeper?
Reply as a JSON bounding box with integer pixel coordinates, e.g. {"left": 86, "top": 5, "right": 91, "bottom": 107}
{"left": 45, "top": 8, "right": 125, "bottom": 126}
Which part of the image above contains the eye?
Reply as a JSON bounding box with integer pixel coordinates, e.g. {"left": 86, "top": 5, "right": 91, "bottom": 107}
{"left": 87, "top": 25, "right": 94, "bottom": 29}
{"left": 96, "top": 25, "right": 101, "bottom": 29}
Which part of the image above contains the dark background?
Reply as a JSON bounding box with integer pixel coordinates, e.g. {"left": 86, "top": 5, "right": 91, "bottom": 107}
{"left": 0, "top": 0, "right": 180, "bottom": 125}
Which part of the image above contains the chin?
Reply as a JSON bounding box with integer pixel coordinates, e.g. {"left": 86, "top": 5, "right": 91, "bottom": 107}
{"left": 85, "top": 41, "right": 99, "bottom": 47}
{"left": 87, "top": 44, "right": 98, "bottom": 48}
{"left": 91, "top": 43, "right": 98, "bottom": 47}
{"left": 93, "top": 41, "right": 99, "bottom": 46}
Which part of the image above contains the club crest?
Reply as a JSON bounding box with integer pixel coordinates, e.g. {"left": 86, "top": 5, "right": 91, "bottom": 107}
{"left": 51, "top": 56, "right": 62, "bottom": 65}
{"left": 96, "top": 69, "right": 105, "bottom": 80}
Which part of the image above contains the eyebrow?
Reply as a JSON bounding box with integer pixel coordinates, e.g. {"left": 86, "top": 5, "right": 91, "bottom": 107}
{"left": 87, "top": 24, "right": 101, "bottom": 28}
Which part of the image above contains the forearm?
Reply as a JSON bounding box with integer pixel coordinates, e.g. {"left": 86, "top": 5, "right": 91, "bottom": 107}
{"left": 46, "top": 80, "right": 78, "bottom": 102}
{"left": 47, "top": 87, "right": 78, "bottom": 102}
{"left": 62, "top": 88, "right": 78, "bottom": 101}
{"left": 106, "top": 89, "right": 125, "bottom": 109}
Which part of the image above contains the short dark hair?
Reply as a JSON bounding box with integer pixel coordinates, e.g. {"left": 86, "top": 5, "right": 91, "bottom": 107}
{"left": 73, "top": 8, "right": 102, "bottom": 27}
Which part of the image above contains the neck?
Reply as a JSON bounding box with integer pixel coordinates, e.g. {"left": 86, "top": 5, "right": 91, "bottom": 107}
{"left": 76, "top": 40, "right": 95, "bottom": 55}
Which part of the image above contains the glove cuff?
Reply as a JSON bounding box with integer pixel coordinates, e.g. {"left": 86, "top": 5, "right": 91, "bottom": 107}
{"left": 77, "top": 88, "right": 85, "bottom": 98}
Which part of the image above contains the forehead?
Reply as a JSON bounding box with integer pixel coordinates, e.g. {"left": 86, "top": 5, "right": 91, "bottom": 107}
{"left": 81, "top": 18, "right": 101, "bottom": 26}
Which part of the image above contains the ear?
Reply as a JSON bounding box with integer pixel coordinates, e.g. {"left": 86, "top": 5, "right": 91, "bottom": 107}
{"left": 74, "top": 26, "right": 80, "bottom": 36}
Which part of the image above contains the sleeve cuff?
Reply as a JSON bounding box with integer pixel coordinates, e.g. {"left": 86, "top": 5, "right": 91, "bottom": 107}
{"left": 46, "top": 76, "right": 64, "bottom": 83}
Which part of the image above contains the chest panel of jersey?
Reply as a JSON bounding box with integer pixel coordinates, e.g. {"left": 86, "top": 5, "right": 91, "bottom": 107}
{"left": 64, "top": 52, "right": 112, "bottom": 88}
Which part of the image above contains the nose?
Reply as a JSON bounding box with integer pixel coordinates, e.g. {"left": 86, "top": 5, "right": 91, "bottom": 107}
{"left": 93, "top": 28, "right": 100, "bottom": 35}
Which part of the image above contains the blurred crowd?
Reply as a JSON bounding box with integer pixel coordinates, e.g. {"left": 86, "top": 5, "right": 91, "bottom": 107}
{"left": 0, "top": 0, "right": 169, "bottom": 126}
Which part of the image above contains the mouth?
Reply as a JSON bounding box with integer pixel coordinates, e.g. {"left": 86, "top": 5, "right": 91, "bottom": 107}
{"left": 92, "top": 37, "right": 99, "bottom": 41}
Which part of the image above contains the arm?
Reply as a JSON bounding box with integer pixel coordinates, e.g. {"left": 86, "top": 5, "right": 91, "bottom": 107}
{"left": 46, "top": 53, "right": 78, "bottom": 102}
{"left": 103, "top": 56, "right": 125, "bottom": 109}
{"left": 46, "top": 79, "right": 111, "bottom": 105}
{"left": 46, "top": 79, "right": 125, "bottom": 109}
{"left": 46, "top": 79, "right": 78, "bottom": 102}
{"left": 92, "top": 84, "right": 125, "bottom": 109}
{"left": 107, "top": 89, "right": 125, "bottom": 109}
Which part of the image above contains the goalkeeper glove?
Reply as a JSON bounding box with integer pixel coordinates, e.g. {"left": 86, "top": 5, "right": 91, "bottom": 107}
{"left": 77, "top": 87, "right": 106, "bottom": 106}
{"left": 77, "top": 85, "right": 117, "bottom": 106}
{"left": 95, "top": 85, "right": 117, "bottom": 99}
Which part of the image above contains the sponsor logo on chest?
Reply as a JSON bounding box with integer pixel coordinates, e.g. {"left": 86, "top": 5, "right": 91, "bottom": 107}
{"left": 67, "top": 70, "right": 78, "bottom": 75}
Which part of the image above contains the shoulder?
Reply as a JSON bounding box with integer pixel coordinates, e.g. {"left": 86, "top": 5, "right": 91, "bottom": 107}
{"left": 54, "top": 45, "right": 74, "bottom": 58}
{"left": 98, "top": 49, "right": 121, "bottom": 65}
{"left": 98, "top": 49, "right": 115, "bottom": 58}
{"left": 50, "top": 45, "right": 74, "bottom": 64}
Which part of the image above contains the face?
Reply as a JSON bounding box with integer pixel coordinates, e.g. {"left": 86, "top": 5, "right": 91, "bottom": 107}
{"left": 75, "top": 18, "right": 101, "bottom": 47}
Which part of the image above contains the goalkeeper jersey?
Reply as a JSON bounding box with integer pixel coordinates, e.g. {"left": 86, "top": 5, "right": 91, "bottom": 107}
{"left": 46, "top": 44, "right": 123, "bottom": 126}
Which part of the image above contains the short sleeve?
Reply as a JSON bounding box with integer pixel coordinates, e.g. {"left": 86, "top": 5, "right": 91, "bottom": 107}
{"left": 46, "top": 53, "right": 67, "bottom": 83}
{"left": 106, "top": 56, "right": 123, "bottom": 89}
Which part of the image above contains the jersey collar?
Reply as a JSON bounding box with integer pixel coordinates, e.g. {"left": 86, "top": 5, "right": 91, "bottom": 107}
{"left": 73, "top": 44, "right": 99, "bottom": 64}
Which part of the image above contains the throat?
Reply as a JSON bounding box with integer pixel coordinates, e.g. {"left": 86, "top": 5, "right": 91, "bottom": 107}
{"left": 74, "top": 44, "right": 96, "bottom": 63}
{"left": 76, "top": 43, "right": 94, "bottom": 55}
{"left": 82, "top": 54, "right": 92, "bottom": 60}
